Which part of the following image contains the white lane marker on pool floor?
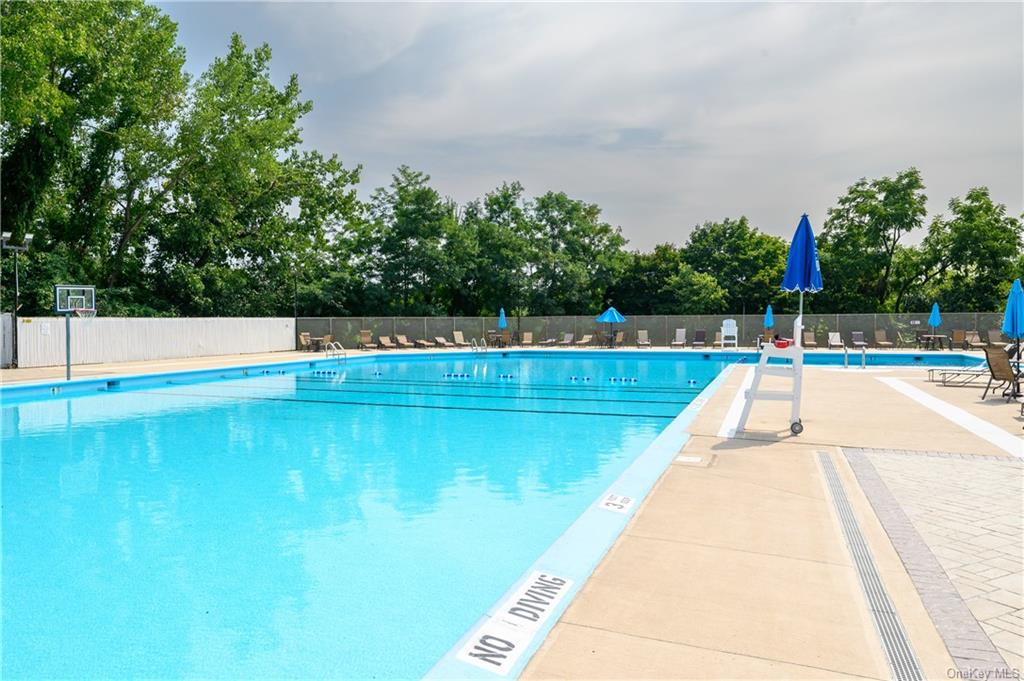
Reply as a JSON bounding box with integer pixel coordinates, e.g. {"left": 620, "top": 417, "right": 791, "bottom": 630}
{"left": 718, "top": 366, "right": 755, "bottom": 438}
{"left": 455, "top": 571, "right": 573, "bottom": 676}
{"left": 876, "top": 377, "right": 1023, "bottom": 458}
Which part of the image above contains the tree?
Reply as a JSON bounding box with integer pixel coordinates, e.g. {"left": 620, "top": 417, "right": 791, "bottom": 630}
{"left": 528, "top": 191, "right": 626, "bottom": 314}
{"left": 681, "top": 217, "right": 787, "bottom": 313}
{"left": 367, "top": 166, "right": 459, "bottom": 315}
{"left": 908, "top": 188, "right": 1023, "bottom": 312}
{"left": 1, "top": 0, "right": 187, "bottom": 247}
{"left": 818, "top": 168, "right": 927, "bottom": 311}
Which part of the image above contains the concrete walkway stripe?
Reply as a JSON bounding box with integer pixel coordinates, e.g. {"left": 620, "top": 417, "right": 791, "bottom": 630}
{"left": 875, "top": 378, "right": 1023, "bottom": 458}
{"left": 818, "top": 451, "right": 924, "bottom": 681}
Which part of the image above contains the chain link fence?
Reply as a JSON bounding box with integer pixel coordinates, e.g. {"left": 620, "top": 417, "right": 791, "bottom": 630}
{"left": 297, "top": 313, "right": 1009, "bottom": 350}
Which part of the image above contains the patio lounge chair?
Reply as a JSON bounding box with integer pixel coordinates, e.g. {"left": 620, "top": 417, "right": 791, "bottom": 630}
{"left": 377, "top": 336, "right": 396, "bottom": 350}
{"left": 712, "top": 331, "right": 723, "bottom": 348}
{"left": 952, "top": 330, "right": 966, "bottom": 349}
{"left": 637, "top": 330, "right": 651, "bottom": 348}
{"left": 358, "top": 329, "right": 373, "bottom": 350}
{"left": 575, "top": 334, "right": 593, "bottom": 346}
{"left": 965, "top": 331, "right": 986, "bottom": 350}
{"left": 802, "top": 331, "right": 818, "bottom": 348}
{"left": 394, "top": 334, "right": 415, "bottom": 349}
{"left": 452, "top": 331, "right": 471, "bottom": 347}
{"left": 896, "top": 330, "right": 917, "bottom": 349}
{"left": 613, "top": 331, "right": 625, "bottom": 346}
{"left": 538, "top": 335, "right": 558, "bottom": 346}
{"left": 434, "top": 336, "right": 455, "bottom": 348}
{"left": 558, "top": 333, "right": 574, "bottom": 346}
{"left": 299, "top": 332, "right": 313, "bottom": 352}
{"left": 415, "top": 337, "right": 436, "bottom": 348}
{"left": 520, "top": 331, "right": 534, "bottom": 346}
{"left": 874, "top": 329, "right": 893, "bottom": 348}
{"left": 988, "top": 330, "right": 1005, "bottom": 346}
{"left": 851, "top": 331, "right": 869, "bottom": 348}
{"left": 692, "top": 330, "right": 707, "bottom": 348}
{"left": 670, "top": 328, "right": 687, "bottom": 348}
{"left": 827, "top": 332, "right": 844, "bottom": 350}
{"left": 982, "top": 346, "right": 1022, "bottom": 400}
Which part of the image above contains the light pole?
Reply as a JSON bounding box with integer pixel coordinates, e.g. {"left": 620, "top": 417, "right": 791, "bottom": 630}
{"left": 1, "top": 232, "right": 34, "bottom": 368}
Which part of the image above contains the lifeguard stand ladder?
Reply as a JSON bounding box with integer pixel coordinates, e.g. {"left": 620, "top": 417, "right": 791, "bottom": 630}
{"left": 735, "top": 342, "right": 805, "bottom": 435}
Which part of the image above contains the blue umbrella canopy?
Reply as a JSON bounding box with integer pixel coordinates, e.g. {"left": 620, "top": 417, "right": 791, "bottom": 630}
{"left": 781, "top": 215, "right": 823, "bottom": 293}
{"left": 497, "top": 308, "right": 507, "bottom": 330}
{"left": 764, "top": 304, "right": 775, "bottom": 329}
{"left": 928, "top": 302, "right": 942, "bottom": 329}
{"left": 1002, "top": 279, "right": 1024, "bottom": 340}
{"left": 596, "top": 306, "right": 626, "bottom": 324}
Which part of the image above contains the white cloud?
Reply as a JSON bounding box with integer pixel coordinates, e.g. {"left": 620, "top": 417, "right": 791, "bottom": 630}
{"left": 165, "top": 1, "right": 1023, "bottom": 248}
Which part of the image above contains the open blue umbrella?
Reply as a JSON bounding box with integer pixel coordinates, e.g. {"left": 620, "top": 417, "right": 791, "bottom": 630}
{"left": 497, "top": 308, "right": 507, "bottom": 330}
{"left": 596, "top": 306, "right": 626, "bottom": 348}
{"left": 781, "top": 214, "right": 823, "bottom": 346}
{"left": 1002, "top": 279, "right": 1023, "bottom": 364}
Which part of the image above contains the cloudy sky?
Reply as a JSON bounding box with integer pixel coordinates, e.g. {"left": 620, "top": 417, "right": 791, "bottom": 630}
{"left": 159, "top": 2, "right": 1022, "bottom": 249}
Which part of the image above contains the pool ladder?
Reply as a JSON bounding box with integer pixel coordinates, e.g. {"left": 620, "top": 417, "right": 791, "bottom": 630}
{"left": 324, "top": 342, "right": 347, "bottom": 362}
{"left": 470, "top": 338, "right": 488, "bottom": 353}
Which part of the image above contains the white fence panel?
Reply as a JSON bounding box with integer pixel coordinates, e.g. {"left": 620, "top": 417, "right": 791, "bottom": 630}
{"left": 1, "top": 313, "right": 12, "bottom": 368}
{"left": 14, "top": 317, "right": 296, "bottom": 368}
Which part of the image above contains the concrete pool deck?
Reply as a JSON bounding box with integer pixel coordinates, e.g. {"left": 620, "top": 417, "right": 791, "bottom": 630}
{"left": 524, "top": 357, "right": 1022, "bottom": 679}
{"left": 2, "top": 347, "right": 1021, "bottom": 678}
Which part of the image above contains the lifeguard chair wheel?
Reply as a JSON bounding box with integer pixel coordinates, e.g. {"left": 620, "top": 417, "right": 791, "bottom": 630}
{"left": 790, "top": 421, "right": 804, "bottom": 435}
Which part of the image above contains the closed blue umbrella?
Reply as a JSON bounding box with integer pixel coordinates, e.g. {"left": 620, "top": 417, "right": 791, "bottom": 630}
{"left": 1002, "top": 279, "right": 1023, "bottom": 366}
{"left": 497, "top": 308, "right": 507, "bottom": 330}
{"left": 1001, "top": 279, "right": 1023, "bottom": 339}
{"left": 764, "top": 304, "right": 775, "bottom": 329}
{"left": 781, "top": 214, "right": 823, "bottom": 346}
{"left": 928, "top": 302, "right": 942, "bottom": 330}
{"left": 596, "top": 306, "right": 626, "bottom": 348}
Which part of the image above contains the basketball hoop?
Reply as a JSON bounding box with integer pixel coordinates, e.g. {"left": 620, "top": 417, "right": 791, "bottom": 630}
{"left": 54, "top": 284, "right": 97, "bottom": 380}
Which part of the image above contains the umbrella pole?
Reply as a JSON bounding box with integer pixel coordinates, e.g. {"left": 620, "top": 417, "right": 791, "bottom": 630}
{"left": 796, "top": 292, "right": 804, "bottom": 347}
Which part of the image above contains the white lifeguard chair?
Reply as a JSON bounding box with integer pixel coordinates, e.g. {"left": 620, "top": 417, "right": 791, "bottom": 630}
{"left": 735, "top": 315, "right": 805, "bottom": 435}
{"left": 720, "top": 319, "right": 739, "bottom": 348}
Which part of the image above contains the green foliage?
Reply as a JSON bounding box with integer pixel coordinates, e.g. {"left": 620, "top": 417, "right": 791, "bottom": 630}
{"left": 682, "top": 217, "right": 788, "bottom": 313}
{"left": 1, "top": 4, "right": 1020, "bottom": 320}
{"left": 818, "top": 168, "right": 928, "bottom": 312}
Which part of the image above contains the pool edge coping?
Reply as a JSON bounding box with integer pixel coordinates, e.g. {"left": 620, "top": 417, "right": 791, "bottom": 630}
{"left": 422, "top": 361, "right": 740, "bottom": 680}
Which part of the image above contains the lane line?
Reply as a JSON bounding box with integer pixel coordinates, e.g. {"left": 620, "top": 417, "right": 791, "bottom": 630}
{"left": 717, "top": 366, "right": 754, "bottom": 438}
{"left": 876, "top": 378, "right": 1022, "bottom": 458}
{"left": 133, "top": 389, "right": 678, "bottom": 420}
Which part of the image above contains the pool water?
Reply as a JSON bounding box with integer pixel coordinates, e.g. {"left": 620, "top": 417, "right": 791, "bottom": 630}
{"left": 1, "top": 354, "right": 725, "bottom": 679}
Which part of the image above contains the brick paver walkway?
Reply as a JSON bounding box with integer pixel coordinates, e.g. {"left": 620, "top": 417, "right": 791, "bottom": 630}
{"left": 848, "top": 448, "right": 1023, "bottom": 672}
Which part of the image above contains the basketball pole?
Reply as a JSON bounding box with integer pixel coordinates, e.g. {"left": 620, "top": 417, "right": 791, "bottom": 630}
{"left": 65, "top": 312, "right": 71, "bottom": 380}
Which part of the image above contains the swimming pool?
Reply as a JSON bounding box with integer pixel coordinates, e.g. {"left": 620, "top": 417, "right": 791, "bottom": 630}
{"left": 2, "top": 352, "right": 731, "bottom": 679}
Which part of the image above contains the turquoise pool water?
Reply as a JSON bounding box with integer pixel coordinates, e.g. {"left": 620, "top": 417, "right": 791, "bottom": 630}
{"left": 1, "top": 353, "right": 725, "bottom": 679}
